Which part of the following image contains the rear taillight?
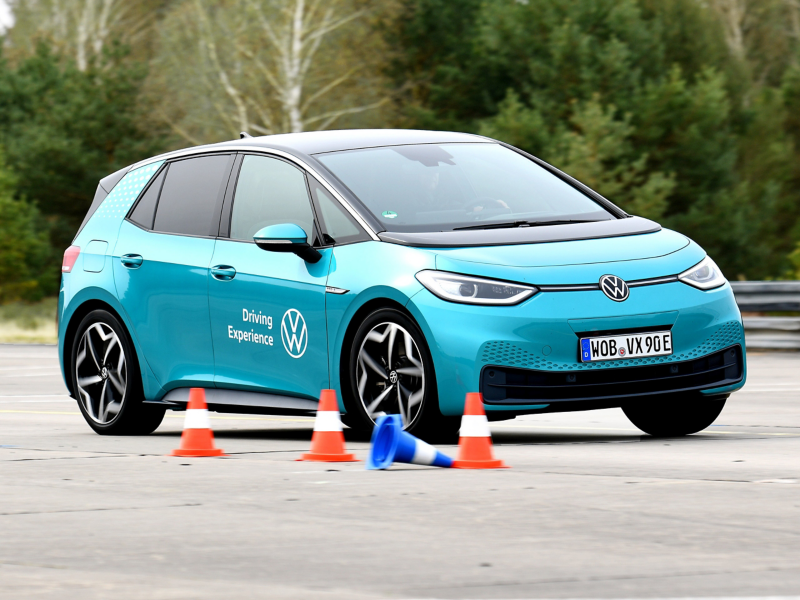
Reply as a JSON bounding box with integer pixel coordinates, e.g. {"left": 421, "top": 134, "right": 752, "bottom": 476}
{"left": 62, "top": 246, "right": 80, "bottom": 273}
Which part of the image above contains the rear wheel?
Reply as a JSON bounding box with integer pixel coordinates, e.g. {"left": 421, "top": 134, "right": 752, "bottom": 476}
{"left": 622, "top": 394, "right": 727, "bottom": 437}
{"left": 344, "top": 308, "right": 459, "bottom": 440}
{"left": 71, "top": 309, "right": 165, "bottom": 435}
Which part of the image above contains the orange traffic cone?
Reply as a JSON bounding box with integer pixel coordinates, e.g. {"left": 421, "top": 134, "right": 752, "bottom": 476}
{"left": 452, "top": 392, "right": 508, "bottom": 469}
{"left": 299, "top": 390, "right": 358, "bottom": 462}
{"left": 170, "top": 388, "right": 225, "bottom": 457}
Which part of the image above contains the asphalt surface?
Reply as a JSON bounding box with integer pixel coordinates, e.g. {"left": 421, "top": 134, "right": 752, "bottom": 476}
{"left": 1, "top": 345, "right": 799, "bottom": 600}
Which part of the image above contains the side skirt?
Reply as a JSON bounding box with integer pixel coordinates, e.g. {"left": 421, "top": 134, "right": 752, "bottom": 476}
{"left": 150, "top": 388, "right": 319, "bottom": 416}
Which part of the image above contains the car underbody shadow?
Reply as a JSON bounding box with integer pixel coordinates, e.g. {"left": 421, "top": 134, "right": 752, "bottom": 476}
{"left": 490, "top": 428, "right": 643, "bottom": 445}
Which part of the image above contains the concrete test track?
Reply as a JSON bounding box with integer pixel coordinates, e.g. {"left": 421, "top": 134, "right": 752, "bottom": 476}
{"left": 0, "top": 344, "right": 798, "bottom": 600}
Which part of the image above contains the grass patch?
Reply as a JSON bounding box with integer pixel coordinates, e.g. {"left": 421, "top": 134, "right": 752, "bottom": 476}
{"left": 0, "top": 298, "right": 58, "bottom": 344}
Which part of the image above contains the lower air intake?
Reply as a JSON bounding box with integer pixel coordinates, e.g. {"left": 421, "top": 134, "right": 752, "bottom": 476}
{"left": 481, "top": 345, "right": 743, "bottom": 404}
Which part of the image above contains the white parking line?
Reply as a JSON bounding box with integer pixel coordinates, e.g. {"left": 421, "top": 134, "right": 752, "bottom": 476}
{"left": 0, "top": 366, "right": 63, "bottom": 372}
{"left": 0, "top": 394, "right": 71, "bottom": 398}
{"left": 0, "top": 371, "right": 63, "bottom": 378}
{"left": 739, "top": 388, "right": 800, "bottom": 392}
{"left": 0, "top": 399, "right": 73, "bottom": 404}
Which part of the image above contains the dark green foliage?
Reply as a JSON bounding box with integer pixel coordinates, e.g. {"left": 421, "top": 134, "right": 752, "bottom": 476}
{"left": 384, "top": 0, "right": 500, "bottom": 129}
{"left": 0, "top": 43, "right": 165, "bottom": 295}
{"left": 386, "top": 0, "right": 800, "bottom": 279}
{"left": 0, "top": 154, "right": 51, "bottom": 302}
{"left": 2, "top": 0, "right": 800, "bottom": 292}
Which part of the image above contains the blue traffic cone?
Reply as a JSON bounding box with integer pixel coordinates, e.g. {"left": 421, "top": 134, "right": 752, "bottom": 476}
{"left": 367, "top": 414, "right": 453, "bottom": 470}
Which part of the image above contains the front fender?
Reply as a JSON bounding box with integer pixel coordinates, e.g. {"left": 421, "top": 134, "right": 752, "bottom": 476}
{"left": 325, "top": 241, "right": 435, "bottom": 411}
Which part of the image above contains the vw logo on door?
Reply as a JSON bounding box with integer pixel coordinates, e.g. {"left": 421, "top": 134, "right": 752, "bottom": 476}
{"left": 281, "top": 309, "right": 308, "bottom": 358}
{"left": 599, "top": 275, "right": 630, "bottom": 302}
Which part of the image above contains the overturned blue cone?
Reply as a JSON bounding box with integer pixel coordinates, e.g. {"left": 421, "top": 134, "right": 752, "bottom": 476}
{"left": 367, "top": 415, "right": 453, "bottom": 470}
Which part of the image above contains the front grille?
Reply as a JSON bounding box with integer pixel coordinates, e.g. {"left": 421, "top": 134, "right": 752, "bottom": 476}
{"left": 481, "top": 345, "right": 743, "bottom": 404}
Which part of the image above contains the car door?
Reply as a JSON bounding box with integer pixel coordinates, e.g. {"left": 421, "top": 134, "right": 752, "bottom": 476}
{"left": 208, "top": 153, "right": 331, "bottom": 399}
{"left": 113, "top": 154, "right": 234, "bottom": 389}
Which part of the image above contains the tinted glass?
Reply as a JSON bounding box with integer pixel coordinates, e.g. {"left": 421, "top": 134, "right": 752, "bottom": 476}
{"left": 310, "top": 178, "right": 362, "bottom": 244}
{"left": 129, "top": 168, "right": 165, "bottom": 229}
{"left": 230, "top": 155, "right": 316, "bottom": 242}
{"left": 316, "top": 143, "right": 613, "bottom": 232}
{"left": 154, "top": 155, "right": 231, "bottom": 236}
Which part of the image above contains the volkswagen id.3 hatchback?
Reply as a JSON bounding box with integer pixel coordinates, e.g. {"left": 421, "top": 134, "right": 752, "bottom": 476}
{"left": 58, "top": 130, "right": 745, "bottom": 437}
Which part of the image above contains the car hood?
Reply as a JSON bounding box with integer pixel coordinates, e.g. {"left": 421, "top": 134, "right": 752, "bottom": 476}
{"left": 435, "top": 228, "right": 689, "bottom": 267}
{"left": 433, "top": 228, "right": 702, "bottom": 285}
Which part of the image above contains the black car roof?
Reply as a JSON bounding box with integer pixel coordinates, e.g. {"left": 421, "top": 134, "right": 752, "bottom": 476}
{"left": 221, "top": 129, "right": 490, "bottom": 154}
{"left": 133, "top": 129, "right": 492, "bottom": 169}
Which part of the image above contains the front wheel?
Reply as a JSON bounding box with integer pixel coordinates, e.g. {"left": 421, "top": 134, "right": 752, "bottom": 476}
{"left": 71, "top": 309, "right": 165, "bottom": 435}
{"left": 622, "top": 394, "right": 727, "bottom": 437}
{"left": 344, "top": 308, "right": 458, "bottom": 440}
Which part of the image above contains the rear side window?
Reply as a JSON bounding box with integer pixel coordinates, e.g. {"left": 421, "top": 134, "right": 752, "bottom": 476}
{"left": 154, "top": 155, "right": 232, "bottom": 237}
{"left": 229, "top": 155, "right": 317, "bottom": 243}
{"left": 129, "top": 168, "right": 165, "bottom": 230}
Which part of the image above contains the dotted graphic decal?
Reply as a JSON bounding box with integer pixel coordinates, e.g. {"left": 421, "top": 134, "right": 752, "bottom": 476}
{"left": 92, "top": 161, "right": 164, "bottom": 220}
{"left": 479, "top": 320, "right": 743, "bottom": 371}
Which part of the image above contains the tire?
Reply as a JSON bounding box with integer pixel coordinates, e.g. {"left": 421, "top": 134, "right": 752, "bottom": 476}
{"left": 343, "top": 308, "right": 459, "bottom": 441}
{"left": 622, "top": 394, "right": 728, "bottom": 437}
{"left": 70, "top": 309, "right": 165, "bottom": 435}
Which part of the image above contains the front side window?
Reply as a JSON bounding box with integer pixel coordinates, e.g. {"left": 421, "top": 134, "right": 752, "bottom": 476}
{"left": 229, "top": 155, "right": 317, "bottom": 243}
{"left": 154, "top": 155, "right": 232, "bottom": 236}
{"left": 309, "top": 177, "right": 363, "bottom": 244}
{"left": 315, "top": 143, "right": 614, "bottom": 232}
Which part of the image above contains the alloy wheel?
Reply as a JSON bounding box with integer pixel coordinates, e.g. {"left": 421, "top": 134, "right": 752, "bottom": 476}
{"left": 356, "top": 322, "right": 425, "bottom": 428}
{"left": 75, "top": 323, "right": 127, "bottom": 424}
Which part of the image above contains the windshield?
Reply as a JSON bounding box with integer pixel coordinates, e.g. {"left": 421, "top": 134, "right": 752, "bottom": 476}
{"left": 315, "top": 143, "right": 614, "bottom": 232}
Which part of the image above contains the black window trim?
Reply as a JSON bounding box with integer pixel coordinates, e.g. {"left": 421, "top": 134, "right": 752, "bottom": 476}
{"left": 125, "top": 162, "right": 167, "bottom": 230}
{"left": 130, "top": 146, "right": 381, "bottom": 240}
{"left": 124, "top": 151, "right": 236, "bottom": 240}
{"left": 495, "top": 140, "right": 629, "bottom": 219}
{"left": 310, "top": 140, "right": 629, "bottom": 229}
{"left": 219, "top": 151, "right": 369, "bottom": 248}
{"left": 306, "top": 172, "right": 371, "bottom": 246}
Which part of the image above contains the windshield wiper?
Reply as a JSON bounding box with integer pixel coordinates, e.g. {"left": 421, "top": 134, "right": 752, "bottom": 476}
{"left": 453, "top": 219, "right": 601, "bottom": 231}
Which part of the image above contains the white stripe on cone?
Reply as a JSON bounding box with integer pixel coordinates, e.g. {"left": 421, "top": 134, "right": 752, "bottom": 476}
{"left": 459, "top": 414, "right": 491, "bottom": 438}
{"left": 411, "top": 440, "right": 438, "bottom": 466}
{"left": 183, "top": 408, "right": 211, "bottom": 430}
{"left": 313, "top": 411, "right": 343, "bottom": 432}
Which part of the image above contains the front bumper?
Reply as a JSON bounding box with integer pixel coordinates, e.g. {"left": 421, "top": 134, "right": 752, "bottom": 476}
{"left": 407, "top": 281, "right": 746, "bottom": 416}
{"left": 481, "top": 345, "right": 742, "bottom": 409}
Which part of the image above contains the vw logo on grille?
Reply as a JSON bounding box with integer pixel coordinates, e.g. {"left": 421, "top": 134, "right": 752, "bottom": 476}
{"left": 599, "top": 275, "right": 630, "bottom": 302}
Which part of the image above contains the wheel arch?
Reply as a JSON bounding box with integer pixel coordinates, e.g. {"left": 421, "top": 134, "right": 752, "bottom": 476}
{"left": 334, "top": 294, "right": 436, "bottom": 414}
{"left": 61, "top": 294, "right": 146, "bottom": 398}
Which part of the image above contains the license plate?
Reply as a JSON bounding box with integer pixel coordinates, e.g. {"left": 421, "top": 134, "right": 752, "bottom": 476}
{"left": 579, "top": 330, "right": 673, "bottom": 362}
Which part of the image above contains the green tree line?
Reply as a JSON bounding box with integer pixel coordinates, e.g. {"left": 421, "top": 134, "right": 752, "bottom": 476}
{"left": 2, "top": 0, "right": 800, "bottom": 303}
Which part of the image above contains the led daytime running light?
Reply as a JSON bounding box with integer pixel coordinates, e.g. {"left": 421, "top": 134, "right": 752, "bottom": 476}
{"left": 416, "top": 270, "right": 537, "bottom": 305}
{"left": 678, "top": 256, "right": 726, "bottom": 290}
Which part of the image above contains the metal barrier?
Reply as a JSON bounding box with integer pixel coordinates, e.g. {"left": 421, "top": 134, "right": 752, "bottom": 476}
{"left": 730, "top": 281, "right": 800, "bottom": 350}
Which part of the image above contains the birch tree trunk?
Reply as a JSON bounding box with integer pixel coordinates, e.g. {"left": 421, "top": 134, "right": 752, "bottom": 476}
{"left": 709, "top": 0, "right": 749, "bottom": 60}
{"left": 9, "top": 0, "right": 156, "bottom": 70}
{"left": 152, "top": 0, "right": 389, "bottom": 142}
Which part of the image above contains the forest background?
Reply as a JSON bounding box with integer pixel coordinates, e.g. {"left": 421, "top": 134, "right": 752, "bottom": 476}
{"left": 2, "top": 0, "right": 800, "bottom": 340}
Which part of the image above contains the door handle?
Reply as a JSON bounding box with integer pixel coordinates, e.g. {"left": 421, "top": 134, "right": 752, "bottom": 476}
{"left": 211, "top": 265, "right": 236, "bottom": 281}
{"left": 120, "top": 254, "right": 143, "bottom": 268}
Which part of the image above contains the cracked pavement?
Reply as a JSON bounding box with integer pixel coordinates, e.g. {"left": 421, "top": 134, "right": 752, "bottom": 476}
{"left": 1, "top": 345, "right": 799, "bottom": 599}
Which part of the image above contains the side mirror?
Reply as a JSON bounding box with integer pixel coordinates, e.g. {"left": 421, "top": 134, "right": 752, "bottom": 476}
{"left": 253, "top": 223, "right": 322, "bottom": 263}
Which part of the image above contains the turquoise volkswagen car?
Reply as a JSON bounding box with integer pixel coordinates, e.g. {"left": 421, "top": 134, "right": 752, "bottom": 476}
{"left": 58, "top": 130, "right": 745, "bottom": 437}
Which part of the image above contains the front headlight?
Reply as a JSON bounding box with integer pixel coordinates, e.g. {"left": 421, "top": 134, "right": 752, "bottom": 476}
{"left": 678, "top": 256, "right": 726, "bottom": 290}
{"left": 415, "top": 270, "right": 538, "bottom": 305}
